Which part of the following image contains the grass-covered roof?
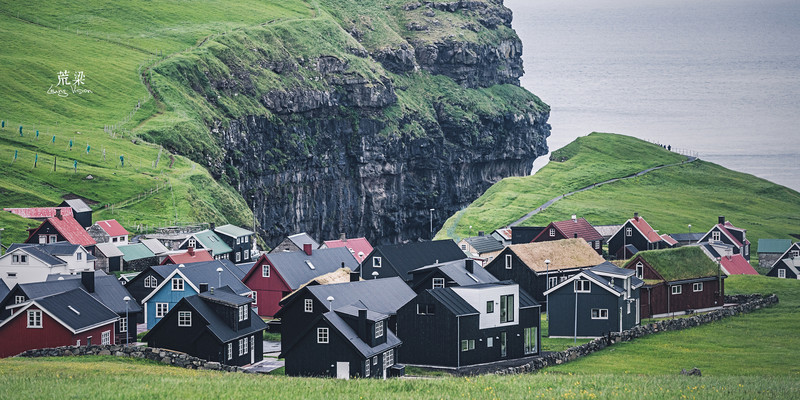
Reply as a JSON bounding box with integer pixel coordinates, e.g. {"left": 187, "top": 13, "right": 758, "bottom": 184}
{"left": 625, "top": 246, "right": 721, "bottom": 282}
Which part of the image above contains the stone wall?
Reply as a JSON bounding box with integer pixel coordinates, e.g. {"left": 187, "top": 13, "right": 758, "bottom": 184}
{"left": 16, "top": 344, "right": 247, "bottom": 373}
{"left": 493, "top": 294, "right": 779, "bottom": 375}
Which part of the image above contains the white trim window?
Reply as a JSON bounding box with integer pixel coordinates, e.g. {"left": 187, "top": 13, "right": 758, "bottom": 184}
{"left": 243, "top": 337, "right": 248, "bottom": 354}
{"left": 627, "top": 302, "right": 631, "bottom": 314}
{"left": 635, "top": 262, "right": 644, "bottom": 279}
{"left": 49, "top": 234, "right": 57, "bottom": 243}
{"left": 365, "top": 359, "right": 370, "bottom": 376}
{"left": 487, "top": 337, "right": 494, "bottom": 347}
{"left": 574, "top": 280, "right": 591, "bottom": 293}
{"left": 238, "top": 305, "right": 248, "bottom": 321}
{"left": 712, "top": 231, "right": 721, "bottom": 242}
{"left": 238, "top": 338, "right": 246, "bottom": 356}
{"left": 375, "top": 320, "right": 384, "bottom": 338}
{"left": 156, "top": 302, "right": 169, "bottom": 318}
{"left": 251, "top": 291, "right": 257, "bottom": 304}
{"left": 144, "top": 275, "right": 157, "bottom": 288}
{"left": 778, "top": 269, "right": 786, "bottom": 278}
{"left": 671, "top": 285, "right": 682, "bottom": 295}
{"left": 549, "top": 228, "right": 556, "bottom": 237}
{"left": 626, "top": 227, "right": 632, "bottom": 237}
{"left": 373, "top": 257, "right": 382, "bottom": 268}
{"left": 383, "top": 349, "right": 394, "bottom": 369}
{"left": 591, "top": 308, "right": 609, "bottom": 319}
{"left": 101, "top": 330, "right": 111, "bottom": 345}
{"left": 304, "top": 299, "right": 313, "bottom": 313}
{"left": 693, "top": 282, "right": 703, "bottom": 292}
{"left": 792, "top": 250, "right": 800, "bottom": 258}
{"left": 432, "top": 278, "right": 445, "bottom": 288}
{"left": 188, "top": 238, "right": 196, "bottom": 248}
{"left": 77, "top": 252, "right": 82, "bottom": 260}
{"left": 14, "top": 295, "right": 25, "bottom": 304}
{"left": 460, "top": 340, "right": 476, "bottom": 352}
{"left": 262, "top": 264, "right": 270, "bottom": 277}
{"left": 120, "top": 317, "right": 128, "bottom": 333}
{"left": 171, "top": 278, "right": 184, "bottom": 291}
{"left": 227, "top": 343, "right": 233, "bottom": 360}
{"left": 27, "top": 310, "right": 42, "bottom": 328}
{"left": 594, "top": 240, "right": 600, "bottom": 249}
{"left": 178, "top": 311, "right": 192, "bottom": 327}
{"left": 11, "top": 254, "right": 28, "bottom": 264}
{"left": 236, "top": 252, "right": 241, "bottom": 262}
{"left": 505, "top": 254, "right": 512, "bottom": 269}
{"left": 317, "top": 327, "right": 329, "bottom": 344}
{"left": 373, "top": 356, "right": 377, "bottom": 366}
{"left": 548, "top": 276, "right": 558, "bottom": 289}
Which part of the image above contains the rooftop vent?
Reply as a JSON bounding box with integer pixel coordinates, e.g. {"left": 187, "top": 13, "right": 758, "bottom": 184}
{"left": 68, "top": 306, "right": 80, "bottom": 315}
{"left": 305, "top": 260, "right": 315, "bottom": 270}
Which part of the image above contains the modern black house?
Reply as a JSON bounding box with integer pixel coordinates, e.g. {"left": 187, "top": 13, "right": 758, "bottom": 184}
{"left": 213, "top": 224, "right": 255, "bottom": 263}
{"left": 143, "top": 286, "right": 266, "bottom": 366}
{"left": 543, "top": 263, "right": 643, "bottom": 338}
{"left": 396, "top": 281, "right": 540, "bottom": 369}
{"left": 359, "top": 240, "right": 466, "bottom": 282}
{"left": 407, "top": 259, "right": 498, "bottom": 294}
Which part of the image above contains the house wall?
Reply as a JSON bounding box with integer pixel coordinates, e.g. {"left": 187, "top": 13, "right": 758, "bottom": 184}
{"left": 766, "top": 263, "right": 799, "bottom": 279}
{"left": 452, "top": 285, "right": 520, "bottom": 330}
{"left": 144, "top": 282, "right": 199, "bottom": 329}
{"left": 360, "top": 249, "right": 403, "bottom": 281}
{"left": 125, "top": 269, "right": 164, "bottom": 306}
{"left": 640, "top": 278, "right": 723, "bottom": 318}
{"left": 396, "top": 291, "right": 459, "bottom": 367}
{"left": 607, "top": 221, "right": 655, "bottom": 259}
{"left": 123, "top": 257, "right": 159, "bottom": 272}
{"left": 279, "top": 294, "right": 327, "bottom": 347}
{"left": 548, "top": 282, "right": 639, "bottom": 337}
{"left": 458, "top": 308, "right": 540, "bottom": 366}
{"left": 699, "top": 227, "right": 750, "bottom": 260}
{"left": 116, "top": 311, "right": 140, "bottom": 345}
{"left": 219, "top": 234, "right": 253, "bottom": 264}
{"left": 0, "top": 250, "right": 65, "bottom": 286}
{"left": 245, "top": 258, "right": 292, "bottom": 317}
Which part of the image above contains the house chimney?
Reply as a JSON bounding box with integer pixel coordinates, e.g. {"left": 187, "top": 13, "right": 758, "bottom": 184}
{"left": 574, "top": 233, "right": 579, "bottom": 238}
{"left": 81, "top": 271, "right": 95, "bottom": 293}
{"left": 55, "top": 208, "right": 63, "bottom": 220}
{"left": 340, "top": 233, "right": 346, "bottom": 241}
{"left": 718, "top": 216, "right": 725, "bottom": 225}
{"left": 358, "top": 309, "right": 368, "bottom": 341}
{"left": 209, "top": 222, "right": 215, "bottom": 230}
{"left": 188, "top": 246, "right": 195, "bottom": 256}
{"left": 478, "top": 231, "right": 485, "bottom": 237}
{"left": 199, "top": 283, "right": 209, "bottom": 293}
{"left": 465, "top": 259, "right": 474, "bottom": 274}
{"left": 634, "top": 212, "right": 639, "bottom": 221}
{"left": 303, "top": 243, "right": 312, "bottom": 256}
{"left": 350, "top": 271, "right": 360, "bottom": 282}
{"left": 572, "top": 215, "right": 577, "bottom": 222}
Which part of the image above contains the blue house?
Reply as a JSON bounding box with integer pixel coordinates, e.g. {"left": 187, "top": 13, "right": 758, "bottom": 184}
{"left": 140, "top": 262, "right": 251, "bottom": 329}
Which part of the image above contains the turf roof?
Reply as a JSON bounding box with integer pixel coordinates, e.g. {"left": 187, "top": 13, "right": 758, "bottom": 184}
{"left": 625, "top": 246, "right": 722, "bottom": 282}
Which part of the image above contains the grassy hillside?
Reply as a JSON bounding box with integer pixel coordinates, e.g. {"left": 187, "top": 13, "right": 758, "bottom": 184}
{"left": 437, "top": 133, "right": 800, "bottom": 252}
{"left": 0, "top": 274, "right": 796, "bottom": 399}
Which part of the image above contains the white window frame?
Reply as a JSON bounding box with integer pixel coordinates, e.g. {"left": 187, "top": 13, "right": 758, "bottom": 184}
{"left": 693, "top": 282, "right": 703, "bottom": 292}
{"left": 14, "top": 295, "right": 25, "bottom": 304}
{"left": 120, "top": 317, "right": 128, "bottom": 333}
{"left": 235, "top": 252, "right": 241, "bottom": 262}
{"left": 671, "top": 285, "right": 682, "bottom": 295}
{"left": 635, "top": 262, "right": 644, "bottom": 279}
{"left": 791, "top": 250, "right": 800, "bottom": 258}
{"left": 178, "top": 311, "right": 192, "bottom": 327}
{"left": 188, "top": 238, "right": 196, "bottom": 248}
{"left": 171, "top": 278, "right": 184, "bottom": 291}
{"left": 712, "top": 231, "right": 721, "bottom": 241}
{"left": 365, "top": 359, "right": 370, "bottom": 376}
{"left": 778, "top": 269, "right": 786, "bottom": 278}
{"left": 49, "top": 234, "right": 57, "bottom": 243}
{"left": 317, "top": 327, "right": 329, "bottom": 344}
{"left": 591, "top": 308, "right": 609, "bottom": 319}
{"left": 251, "top": 291, "right": 257, "bottom": 304}
{"left": 77, "top": 252, "right": 82, "bottom": 260}
{"left": 627, "top": 302, "right": 631, "bottom": 314}
{"left": 548, "top": 276, "right": 558, "bottom": 289}
{"left": 27, "top": 310, "right": 42, "bottom": 328}
{"left": 416, "top": 303, "right": 434, "bottom": 315}
{"left": 373, "top": 257, "right": 382, "bottom": 268}
{"left": 549, "top": 228, "right": 556, "bottom": 237}
{"left": 156, "top": 302, "right": 168, "bottom": 318}
{"left": 373, "top": 356, "right": 377, "bottom": 366}
{"left": 262, "top": 264, "right": 270, "bottom": 277}
{"left": 39, "top": 235, "right": 47, "bottom": 244}
{"left": 227, "top": 343, "right": 233, "bottom": 360}
{"left": 524, "top": 327, "right": 537, "bottom": 354}
{"left": 505, "top": 254, "right": 512, "bottom": 269}
{"left": 239, "top": 338, "right": 245, "bottom": 356}
{"left": 101, "top": 330, "right": 111, "bottom": 345}
{"left": 574, "top": 280, "right": 591, "bottom": 293}
{"left": 243, "top": 336, "right": 248, "bottom": 354}
{"left": 375, "top": 320, "right": 384, "bottom": 338}
{"left": 144, "top": 275, "right": 157, "bottom": 288}
{"left": 239, "top": 305, "right": 248, "bottom": 321}
{"left": 626, "top": 227, "right": 632, "bottom": 237}
{"left": 432, "top": 278, "right": 445, "bottom": 289}
{"left": 487, "top": 337, "right": 493, "bottom": 347}
{"left": 383, "top": 349, "right": 394, "bottom": 369}
{"left": 304, "top": 299, "right": 313, "bottom": 313}
{"left": 594, "top": 240, "right": 600, "bottom": 249}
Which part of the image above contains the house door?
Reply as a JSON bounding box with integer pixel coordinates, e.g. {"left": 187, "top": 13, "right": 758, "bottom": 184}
{"left": 250, "top": 336, "right": 255, "bottom": 365}
{"left": 336, "top": 362, "right": 350, "bottom": 380}
{"left": 500, "top": 332, "right": 507, "bottom": 357}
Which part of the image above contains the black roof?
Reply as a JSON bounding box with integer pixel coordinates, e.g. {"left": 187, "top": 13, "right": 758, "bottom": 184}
{"left": 267, "top": 247, "right": 358, "bottom": 289}
{"left": 464, "top": 236, "right": 504, "bottom": 254}
{"left": 324, "top": 310, "right": 401, "bottom": 358}
{"left": 199, "top": 286, "right": 253, "bottom": 307}
{"left": 164, "top": 293, "right": 266, "bottom": 343}
{"left": 375, "top": 240, "right": 466, "bottom": 280}
{"left": 518, "top": 287, "right": 539, "bottom": 309}
{"left": 30, "top": 288, "right": 118, "bottom": 332}
{"left": 427, "top": 288, "right": 479, "bottom": 316}
{"left": 410, "top": 259, "right": 498, "bottom": 288}
{"left": 511, "top": 226, "right": 545, "bottom": 244}
{"left": 590, "top": 262, "right": 635, "bottom": 277}
{"left": 232, "top": 262, "right": 255, "bottom": 280}
{"left": 669, "top": 232, "right": 706, "bottom": 242}
{"left": 20, "top": 271, "right": 141, "bottom": 314}
{"left": 279, "top": 277, "right": 415, "bottom": 317}
{"left": 0, "top": 279, "right": 9, "bottom": 301}
{"left": 335, "top": 304, "right": 388, "bottom": 322}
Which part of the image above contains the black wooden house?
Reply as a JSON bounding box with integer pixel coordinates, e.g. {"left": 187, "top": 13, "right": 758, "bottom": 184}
{"left": 697, "top": 216, "right": 751, "bottom": 261}
{"left": 407, "top": 259, "right": 498, "bottom": 294}
{"left": 359, "top": 240, "right": 466, "bottom": 282}
{"left": 213, "top": 224, "right": 255, "bottom": 263}
{"left": 607, "top": 213, "right": 676, "bottom": 259}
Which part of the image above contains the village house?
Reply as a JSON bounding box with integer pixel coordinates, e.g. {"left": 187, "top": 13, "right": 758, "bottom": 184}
{"left": 24, "top": 209, "right": 97, "bottom": 253}
{"left": 544, "top": 263, "right": 643, "bottom": 338}
{"left": 0, "top": 243, "right": 95, "bottom": 285}
{"left": 623, "top": 246, "right": 725, "bottom": 318}
{"left": 0, "top": 288, "right": 118, "bottom": 357}
{"left": 58, "top": 199, "right": 94, "bottom": 229}
{"left": 177, "top": 230, "right": 232, "bottom": 261}
{"left": 607, "top": 213, "right": 676, "bottom": 259}
{"left": 396, "top": 281, "right": 540, "bottom": 369}
{"left": 768, "top": 242, "right": 799, "bottom": 270}
{"left": 491, "top": 228, "right": 513, "bottom": 247}
{"left": 696, "top": 242, "right": 758, "bottom": 275}
{"left": 767, "top": 257, "right": 800, "bottom": 279}
{"left": 86, "top": 219, "right": 129, "bottom": 245}
{"left": 321, "top": 235, "right": 373, "bottom": 265}
{"left": 160, "top": 247, "right": 214, "bottom": 265}
{"left": 117, "top": 243, "right": 158, "bottom": 272}
{"left": 456, "top": 235, "right": 504, "bottom": 265}
{"left": 270, "top": 232, "right": 319, "bottom": 254}
{"left": 243, "top": 246, "right": 358, "bottom": 317}
{"left": 3, "top": 206, "right": 74, "bottom": 223}
{"left": 531, "top": 216, "right": 605, "bottom": 255}
{"left": 696, "top": 216, "right": 751, "bottom": 261}
{"left": 482, "top": 238, "right": 606, "bottom": 309}
{"left": 213, "top": 224, "right": 255, "bottom": 263}
{"left": 143, "top": 286, "right": 267, "bottom": 366}
{"left": 359, "top": 240, "right": 466, "bottom": 283}
{"left": 407, "top": 259, "right": 498, "bottom": 294}
{"left": 510, "top": 226, "right": 545, "bottom": 244}
{"left": 757, "top": 239, "right": 792, "bottom": 269}
{"left": 93, "top": 243, "right": 124, "bottom": 273}
{"left": 140, "top": 239, "right": 171, "bottom": 264}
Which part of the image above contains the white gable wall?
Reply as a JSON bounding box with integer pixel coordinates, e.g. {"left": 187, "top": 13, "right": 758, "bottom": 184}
{"left": 452, "top": 284, "right": 520, "bottom": 330}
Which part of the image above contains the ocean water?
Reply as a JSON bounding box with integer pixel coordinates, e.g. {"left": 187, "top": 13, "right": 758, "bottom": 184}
{"left": 506, "top": 0, "right": 800, "bottom": 191}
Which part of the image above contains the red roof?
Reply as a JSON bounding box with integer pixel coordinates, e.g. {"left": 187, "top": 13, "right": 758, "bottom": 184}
{"left": 716, "top": 223, "right": 749, "bottom": 247}
{"left": 322, "top": 237, "right": 373, "bottom": 263}
{"left": 161, "top": 249, "right": 214, "bottom": 265}
{"left": 493, "top": 228, "right": 512, "bottom": 240}
{"left": 549, "top": 218, "right": 603, "bottom": 242}
{"left": 95, "top": 219, "right": 129, "bottom": 237}
{"left": 4, "top": 207, "right": 72, "bottom": 219}
{"left": 661, "top": 234, "right": 678, "bottom": 246}
{"left": 35, "top": 215, "right": 96, "bottom": 246}
{"left": 630, "top": 217, "right": 663, "bottom": 243}
{"left": 720, "top": 254, "right": 758, "bottom": 275}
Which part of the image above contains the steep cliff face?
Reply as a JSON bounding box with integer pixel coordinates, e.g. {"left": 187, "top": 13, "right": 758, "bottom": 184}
{"left": 149, "top": 0, "right": 550, "bottom": 246}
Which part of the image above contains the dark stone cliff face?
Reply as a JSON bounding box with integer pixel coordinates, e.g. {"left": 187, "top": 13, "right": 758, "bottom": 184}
{"left": 215, "top": 1, "right": 550, "bottom": 247}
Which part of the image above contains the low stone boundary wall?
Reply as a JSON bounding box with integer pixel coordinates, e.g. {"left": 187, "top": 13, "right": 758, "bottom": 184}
{"left": 495, "top": 294, "right": 778, "bottom": 375}
{"left": 17, "top": 344, "right": 246, "bottom": 373}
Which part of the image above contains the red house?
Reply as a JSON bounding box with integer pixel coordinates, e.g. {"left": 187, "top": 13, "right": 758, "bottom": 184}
{"left": 0, "top": 288, "right": 118, "bottom": 357}
{"left": 623, "top": 246, "right": 725, "bottom": 318}
{"left": 243, "top": 246, "right": 358, "bottom": 317}
{"left": 321, "top": 236, "right": 373, "bottom": 264}
{"left": 531, "top": 216, "right": 605, "bottom": 254}
{"left": 25, "top": 210, "right": 97, "bottom": 252}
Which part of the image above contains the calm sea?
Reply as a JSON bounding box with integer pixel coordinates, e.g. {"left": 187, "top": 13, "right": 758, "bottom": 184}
{"left": 506, "top": 0, "right": 800, "bottom": 192}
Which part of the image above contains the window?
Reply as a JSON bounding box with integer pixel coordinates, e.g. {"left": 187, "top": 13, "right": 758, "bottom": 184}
{"left": 262, "top": 264, "right": 270, "bottom": 278}
{"left": 460, "top": 340, "right": 475, "bottom": 352}
{"left": 383, "top": 349, "right": 394, "bottom": 369}
{"left": 635, "top": 262, "right": 644, "bottom": 279}
{"left": 14, "top": 295, "right": 25, "bottom": 304}
{"left": 591, "top": 309, "right": 609, "bottom": 319}
{"left": 101, "top": 330, "right": 111, "bottom": 345}
{"left": 87, "top": 337, "right": 92, "bottom": 346}
{"left": 235, "top": 252, "right": 241, "bottom": 262}
{"left": 120, "top": 317, "right": 128, "bottom": 333}
{"left": 505, "top": 254, "right": 512, "bottom": 269}
{"left": 416, "top": 304, "right": 435, "bottom": 315}
{"left": 238, "top": 338, "right": 245, "bottom": 356}
{"left": 744, "top": 245, "right": 749, "bottom": 256}
{"left": 11, "top": 254, "right": 27, "bottom": 264}
{"left": 112, "top": 237, "right": 118, "bottom": 243}
{"left": 243, "top": 336, "right": 248, "bottom": 354}
{"left": 304, "top": 299, "right": 313, "bottom": 313}
{"left": 574, "top": 279, "right": 591, "bottom": 293}
{"left": 49, "top": 235, "right": 57, "bottom": 243}
{"left": 524, "top": 327, "right": 537, "bottom": 354}
{"left": 712, "top": 231, "right": 720, "bottom": 241}
{"left": 487, "top": 337, "right": 494, "bottom": 347}
{"left": 559, "top": 276, "right": 568, "bottom": 282}
{"left": 39, "top": 235, "right": 47, "bottom": 244}
{"left": 594, "top": 240, "right": 600, "bottom": 249}
{"left": 317, "top": 327, "right": 329, "bottom": 344}
{"left": 245, "top": 236, "right": 249, "bottom": 243}
{"left": 373, "top": 356, "right": 377, "bottom": 366}
{"left": 461, "top": 244, "right": 467, "bottom": 250}
{"left": 626, "top": 227, "right": 632, "bottom": 237}
{"left": 671, "top": 285, "right": 682, "bottom": 295}
{"left": 7, "top": 272, "right": 16, "bottom": 278}
{"left": 188, "top": 238, "right": 196, "bottom": 248}
{"left": 239, "top": 305, "right": 249, "bottom": 321}
{"left": 236, "top": 237, "right": 241, "bottom": 245}
{"left": 486, "top": 301, "right": 494, "bottom": 313}
{"left": 375, "top": 320, "right": 384, "bottom": 338}
{"left": 156, "top": 302, "right": 168, "bottom": 318}
{"left": 171, "top": 278, "right": 184, "bottom": 291}
{"left": 778, "top": 269, "right": 786, "bottom": 278}
{"left": 144, "top": 275, "right": 157, "bottom": 288}
{"left": 365, "top": 359, "right": 370, "bottom": 376}
{"left": 373, "top": 257, "right": 382, "bottom": 268}
{"left": 76, "top": 340, "right": 80, "bottom": 346}
{"left": 227, "top": 343, "right": 233, "bottom": 360}
{"left": 548, "top": 276, "right": 558, "bottom": 289}
{"left": 251, "top": 291, "right": 257, "bottom": 304}
{"left": 27, "top": 310, "right": 42, "bottom": 328}
{"left": 693, "top": 282, "right": 703, "bottom": 292}
{"left": 500, "top": 294, "right": 514, "bottom": 323}
{"left": 178, "top": 311, "right": 192, "bottom": 327}
{"left": 627, "top": 302, "right": 631, "bottom": 314}
{"left": 549, "top": 228, "right": 556, "bottom": 237}
{"left": 432, "top": 278, "right": 445, "bottom": 288}
{"left": 792, "top": 250, "right": 799, "bottom": 258}
{"left": 77, "top": 252, "right": 82, "bottom": 260}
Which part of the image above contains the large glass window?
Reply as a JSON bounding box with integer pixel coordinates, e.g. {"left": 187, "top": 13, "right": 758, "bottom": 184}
{"left": 500, "top": 295, "right": 514, "bottom": 323}
{"left": 375, "top": 321, "right": 383, "bottom": 338}
{"left": 156, "top": 302, "right": 168, "bottom": 318}
{"left": 591, "top": 309, "right": 609, "bottom": 319}
{"left": 524, "top": 327, "right": 537, "bottom": 354}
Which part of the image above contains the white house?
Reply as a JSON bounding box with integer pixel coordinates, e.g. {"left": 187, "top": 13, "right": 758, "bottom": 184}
{"left": 0, "top": 243, "right": 95, "bottom": 285}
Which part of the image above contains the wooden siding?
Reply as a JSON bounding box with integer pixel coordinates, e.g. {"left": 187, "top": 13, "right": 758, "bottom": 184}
{"left": 245, "top": 258, "right": 292, "bottom": 317}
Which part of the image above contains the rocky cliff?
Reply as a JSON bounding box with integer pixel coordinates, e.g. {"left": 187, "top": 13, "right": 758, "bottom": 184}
{"left": 149, "top": 0, "right": 550, "bottom": 246}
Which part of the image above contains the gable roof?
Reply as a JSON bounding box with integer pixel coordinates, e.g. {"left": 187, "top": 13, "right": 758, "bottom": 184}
{"left": 322, "top": 237, "right": 373, "bottom": 263}
{"left": 59, "top": 199, "right": 92, "bottom": 213}
{"left": 214, "top": 224, "right": 254, "bottom": 238}
{"left": 170, "top": 289, "right": 266, "bottom": 343}
{"left": 628, "top": 216, "right": 663, "bottom": 243}
{"left": 281, "top": 277, "right": 415, "bottom": 317}
{"left": 703, "top": 220, "right": 750, "bottom": 248}
{"left": 537, "top": 217, "right": 603, "bottom": 242}
{"left": 139, "top": 239, "right": 170, "bottom": 256}
{"left": 293, "top": 310, "right": 400, "bottom": 359}
{"left": 95, "top": 220, "right": 129, "bottom": 237}
{"left": 373, "top": 240, "right": 466, "bottom": 280}
{"left": 4, "top": 207, "right": 73, "bottom": 219}
{"left": 593, "top": 224, "right": 623, "bottom": 239}
{"left": 623, "top": 247, "right": 722, "bottom": 282}
{"left": 1, "top": 288, "right": 118, "bottom": 334}
{"left": 287, "top": 233, "right": 319, "bottom": 250}
{"left": 20, "top": 271, "right": 142, "bottom": 314}
{"left": 463, "top": 236, "right": 504, "bottom": 254}
{"left": 0, "top": 279, "right": 9, "bottom": 301}
{"left": 145, "top": 260, "right": 251, "bottom": 301}
{"left": 260, "top": 247, "right": 358, "bottom": 290}
{"left": 198, "top": 285, "right": 253, "bottom": 307}
{"left": 773, "top": 258, "right": 800, "bottom": 276}
{"left": 544, "top": 267, "right": 641, "bottom": 297}
{"left": 719, "top": 254, "right": 759, "bottom": 275}
{"left": 410, "top": 259, "right": 498, "bottom": 288}
{"left": 492, "top": 228, "right": 512, "bottom": 241}
{"left": 5, "top": 243, "right": 69, "bottom": 266}
{"left": 94, "top": 242, "right": 124, "bottom": 258}
{"left": 669, "top": 232, "right": 706, "bottom": 243}
{"left": 427, "top": 287, "right": 479, "bottom": 316}
{"left": 34, "top": 216, "right": 96, "bottom": 246}
{"left": 491, "top": 238, "right": 606, "bottom": 272}
{"left": 187, "top": 230, "right": 232, "bottom": 255}
{"left": 117, "top": 243, "right": 156, "bottom": 262}
{"left": 758, "top": 239, "right": 792, "bottom": 254}
{"left": 161, "top": 249, "right": 214, "bottom": 265}
{"left": 661, "top": 234, "right": 678, "bottom": 246}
